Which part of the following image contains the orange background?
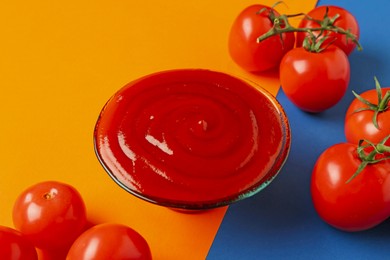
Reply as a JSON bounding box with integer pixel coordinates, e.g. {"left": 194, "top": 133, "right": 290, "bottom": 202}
{"left": 0, "top": 0, "right": 316, "bottom": 259}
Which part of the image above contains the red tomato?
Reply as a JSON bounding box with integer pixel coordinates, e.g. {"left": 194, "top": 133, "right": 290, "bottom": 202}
{"left": 66, "top": 223, "right": 152, "bottom": 260}
{"left": 228, "top": 4, "right": 295, "bottom": 72}
{"left": 311, "top": 143, "right": 390, "bottom": 232}
{"left": 345, "top": 86, "right": 390, "bottom": 145}
{"left": 279, "top": 46, "right": 350, "bottom": 112}
{"left": 0, "top": 225, "right": 38, "bottom": 260}
{"left": 296, "top": 6, "right": 360, "bottom": 55}
{"left": 12, "top": 181, "right": 87, "bottom": 250}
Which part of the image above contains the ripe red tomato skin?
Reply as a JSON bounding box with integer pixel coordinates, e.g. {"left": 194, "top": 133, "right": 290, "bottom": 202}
{"left": 311, "top": 143, "right": 390, "bottom": 232}
{"left": 228, "top": 4, "right": 295, "bottom": 72}
{"left": 0, "top": 225, "right": 38, "bottom": 260}
{"left": 280, "top": 46, "right": 350, "bottom": 113}
{"left": 345, "top": 87, "right": 390, "bottom": 145}
{"left": 296, "top": 5, "right": 360, "bottom": 55}
{"left": 12, "top": 181, "right": 87, "bottom": 250}
{"left": 66, "top": 223, "right": 152, "bottom": 260}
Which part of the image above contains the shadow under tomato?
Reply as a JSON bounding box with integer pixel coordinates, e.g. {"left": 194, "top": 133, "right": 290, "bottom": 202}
{"left": 37, "top": 220, "right": 96, "bottom": 260}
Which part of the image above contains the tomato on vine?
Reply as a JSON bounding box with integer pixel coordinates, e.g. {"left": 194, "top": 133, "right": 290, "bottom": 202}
{"left": 296, "top": 5, "right": 360, "bottom": 56}
{"left": 311, "top": 136, "right": 390, "bottom": 231}
{"left": 256, "top": 5, "right": 359, "bottom": 112}
{"left": 12, "top": 181, "right": 87, "bottom": 250}
{"left": 279, "top": 45, "right": 350, "bottom": 112}
{"left": 228, "top": 4, "right": 295, "bottom": 72}
{"left": 345, "top": 77, "right": 390, "bottom": 145}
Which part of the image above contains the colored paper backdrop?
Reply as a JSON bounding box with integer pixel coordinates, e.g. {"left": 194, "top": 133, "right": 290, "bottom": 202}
{"left": 0, "top": 0, "right": 315, "bottom": 259}
{"left": 208, "top": 0, "right": 390, "bottom": 259}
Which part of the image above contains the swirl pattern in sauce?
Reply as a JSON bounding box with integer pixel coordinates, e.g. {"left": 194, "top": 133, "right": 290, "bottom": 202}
{"left": 94, "top": 69, "right": 290, "bottom": 209}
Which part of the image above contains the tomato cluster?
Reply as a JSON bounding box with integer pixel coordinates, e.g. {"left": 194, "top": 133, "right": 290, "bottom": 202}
{"left": 312, "top": 79, "right": 390, "bottom": 232}
{"left": 228, "top": 4, "right": 360, "bottom": 112}
{"left": 1, "top": 181, "right": 152, "bottom": 259}
{"left": 229, "top": 4, "right": 390, "bottom": 232}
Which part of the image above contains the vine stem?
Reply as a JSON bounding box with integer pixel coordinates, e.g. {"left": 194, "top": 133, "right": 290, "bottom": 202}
{"left": 256, "top": 9, "right": 362, "bottom": 52}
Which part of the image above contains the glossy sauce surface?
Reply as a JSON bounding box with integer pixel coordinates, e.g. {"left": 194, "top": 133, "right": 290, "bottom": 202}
{"left": 94, "top": 70, "right": 290, "bottom": 208}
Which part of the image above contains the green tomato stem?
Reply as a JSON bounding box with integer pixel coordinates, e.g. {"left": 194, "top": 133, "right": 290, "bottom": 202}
{"left": 257, "top": 8, "right": 362, "bottom": 53}
{"left": 352, "top": 77, "right": 389, "bottom": 129}
{"left": 378, "top": 91, "right": 390, "bottom": 111}
{"left": 347, "top": 134, "right": 390, "bottom": 183}
{"left": 377, "top": 144, "right": 390, "bottom": 153}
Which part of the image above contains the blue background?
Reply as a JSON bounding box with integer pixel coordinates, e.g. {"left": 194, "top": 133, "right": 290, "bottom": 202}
{"left": 208, "top": 0, "right": 390, "bottom": 259}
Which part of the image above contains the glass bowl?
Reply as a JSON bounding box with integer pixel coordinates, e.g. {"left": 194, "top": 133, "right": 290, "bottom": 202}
{"left": 93, "top": 69, "right": 291, "bottom": 210}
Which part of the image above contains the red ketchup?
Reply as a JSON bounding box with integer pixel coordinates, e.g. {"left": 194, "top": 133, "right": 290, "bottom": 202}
{"left": 94, "top": 69, "right": 290, "bottom": 209}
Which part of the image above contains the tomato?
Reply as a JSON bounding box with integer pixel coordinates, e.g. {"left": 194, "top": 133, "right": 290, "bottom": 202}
{"left": 311, "top": 142, "right": 390, "bottom": 232}
{"left": 296, "top": 6, "right": 360, "bottom": 55}
{"left": 345, "top": 83, "right": 390, "bottom": 145}
{"left": 0, "top": 225, "right": 38, "bottom": 260}
{"left": 228, "top": 4, "right": 295, "bottom": 72}
{"left": 12, "top": 181, "right": 87, "bottom": 250}
{"left": 66, "top": 223, "right": 152, "bottom": 260}
{"left": 279, "top": 46, "right": 350, "bottom": 112}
